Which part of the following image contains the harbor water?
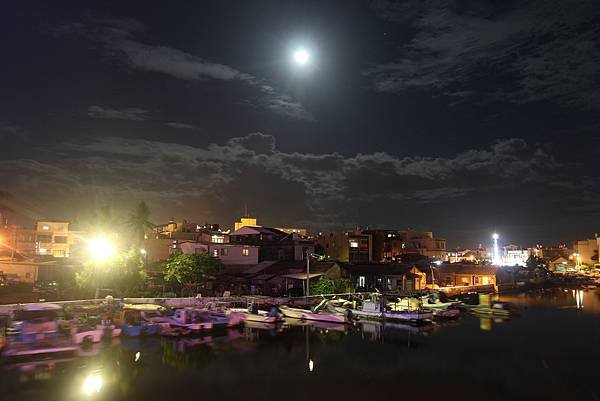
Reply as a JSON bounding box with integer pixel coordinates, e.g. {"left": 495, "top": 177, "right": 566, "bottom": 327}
{"left": 1, "top": 288, "right": 599, "bottom": 401}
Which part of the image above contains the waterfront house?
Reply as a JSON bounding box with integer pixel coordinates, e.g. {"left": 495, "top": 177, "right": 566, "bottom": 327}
{"left": 342, "top": 263, "right": 427, "bottom": 292}
{"left": 437, "top": 264, "right": 498, "bottom": 287}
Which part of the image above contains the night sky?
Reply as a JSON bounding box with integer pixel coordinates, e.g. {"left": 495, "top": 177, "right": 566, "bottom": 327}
{"left": 1, "top": 0, "right": 599, "bottom": 248}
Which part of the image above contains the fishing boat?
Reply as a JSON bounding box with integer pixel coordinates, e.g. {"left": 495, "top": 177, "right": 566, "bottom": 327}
{"left": 230, "top": 304, "right": 284, "bottom": 325}
{"left": 347, "top": 295, "right": 433, "bottom": 322}
{"left": 116, "top": 307, "right": 159, "bottom": 336}
{"left": 144, "top": 307, "right": 213, "bottom": 333}
{"left": 3, "top": 303, "right": 78, "bottom": 357}
{"left": 279, "top": 305, "right": 349, "bottom": 324}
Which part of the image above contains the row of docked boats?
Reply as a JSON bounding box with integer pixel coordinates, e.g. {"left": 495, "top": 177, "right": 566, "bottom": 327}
{"left": 0, "top": 291, "right": 515, "bottom": 358}
{"left": 0, "top": 301, "right": 286, "bottom": 357}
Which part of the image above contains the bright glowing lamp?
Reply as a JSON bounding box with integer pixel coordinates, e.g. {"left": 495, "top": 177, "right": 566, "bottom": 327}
{"left": 88, "top": 237, "right": 116, "bottom": 261}
{"left": 492, "top": 233, "right": 499, "bottom": 240}
{"left": 293, "top": 49, "right": 309, "bottom": 65}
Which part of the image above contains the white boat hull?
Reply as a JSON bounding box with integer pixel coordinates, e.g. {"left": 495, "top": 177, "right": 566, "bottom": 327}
{"left": 280, "top": 306, "right": 348, "bottom": 324}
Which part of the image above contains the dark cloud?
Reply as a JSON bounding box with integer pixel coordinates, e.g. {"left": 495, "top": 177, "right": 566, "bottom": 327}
{"left": 165, "top": 122, "right": 197, "bottom": 130}
{"left": 0, "top": 122, "right": 28, "bottom": 140}
{"left": 55, "top": 18, "right": 314, "bottom": 121}
{"left": 366, "top": 0, "right": 600, "bottom": 109}
{"left": 1, "top": 132, "right": 586, "bottom": 240}
{"left": 87, "top": 105, "right": 149, "bottom": 121}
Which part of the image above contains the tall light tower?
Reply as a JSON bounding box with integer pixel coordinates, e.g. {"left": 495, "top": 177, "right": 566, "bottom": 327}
{"left": 492, "top": 233, "right": 501, "bottom": 266}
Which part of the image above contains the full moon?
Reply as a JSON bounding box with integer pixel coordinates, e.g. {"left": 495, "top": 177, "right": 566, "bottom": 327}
{"left": 293, "top": 49, "right": 310, "bottom": 65}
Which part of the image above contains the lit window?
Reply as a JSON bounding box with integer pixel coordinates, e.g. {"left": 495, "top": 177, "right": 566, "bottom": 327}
{"left": 242, "top": 248, "right": 249, "bottom": 256}
{"left": 358, "top": 276, "right": 365, "bottom": 287}
{"left": 349, "top": 240, "right": 359, "bottom": 248}
{"left": 42, "top": 225, "right": 49, "bottom": 231}
{"left": 211, "top": 235, "right": 224, "bottom": 243}
{"left": 212, "top": 249, "right": 219, "bottom": 257}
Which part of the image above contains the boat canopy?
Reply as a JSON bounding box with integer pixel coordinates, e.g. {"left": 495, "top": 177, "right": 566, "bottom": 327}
{"left": 280, "top": 273, "right": 324, "bottom": 280}
{"left": 20, "top": 303, "right": 63, "bottom": 311}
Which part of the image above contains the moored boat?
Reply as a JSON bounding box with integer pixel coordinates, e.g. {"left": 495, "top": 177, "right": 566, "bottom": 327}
{"left": 279, "top": 305, "right": 349, "bottom": 324}
{"left": 3, "top": 303, "right": 78, "bottom": 357}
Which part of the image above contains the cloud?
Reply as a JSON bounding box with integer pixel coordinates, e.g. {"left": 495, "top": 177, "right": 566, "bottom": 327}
{"left": 0, "top": 122, "right": 28, "bottom": 140}
{"left": 56, "top": 19, "right": 313, "bottom": 121}
{"left": 366, "top": 0, "right": 600, "bottom": 109}
{"left": 1, "top": 132, "right": 579, "bottom": 233}
{"left": 165, "top": 122, "right": 197, "bottom": 130}
{"left": 87, "top": 105, "right": 149, "bottom": 121}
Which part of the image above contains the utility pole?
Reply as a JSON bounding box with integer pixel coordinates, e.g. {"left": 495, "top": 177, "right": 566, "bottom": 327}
{"left": 306, "top": 250, "right": 310, "bottom": 297}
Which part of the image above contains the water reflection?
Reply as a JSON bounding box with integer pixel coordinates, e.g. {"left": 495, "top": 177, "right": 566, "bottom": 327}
{"left": 574, "top": 289, "right": 584, "bottom": 309}
{"left": 81, "top": 371, "right": 103, "bottom": 396}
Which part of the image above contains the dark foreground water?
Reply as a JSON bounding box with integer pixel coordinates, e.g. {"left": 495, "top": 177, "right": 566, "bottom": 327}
{"left": 2, "top": 288, "right": 600, "bottom": 401}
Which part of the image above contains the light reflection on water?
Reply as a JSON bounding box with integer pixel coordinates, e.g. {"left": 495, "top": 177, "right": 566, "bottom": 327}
{"left": 2, "top": 288, "right": 600, "bottom": 401}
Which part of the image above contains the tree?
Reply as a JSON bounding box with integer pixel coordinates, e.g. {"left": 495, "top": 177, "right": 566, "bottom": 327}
{"left": 310, "top": 277, "right": 352, "bottom": 295}
{"left": 76, "top": 247, "right": 148, "bottom": 297}
{"left": 162, "top": 252, "right": 223, "bottom": 296}
{"left": 127, "top": 201, "right": 154, "bottom": 243}
{"left": 526, "top": 254, "right": 547, "bottom": 271}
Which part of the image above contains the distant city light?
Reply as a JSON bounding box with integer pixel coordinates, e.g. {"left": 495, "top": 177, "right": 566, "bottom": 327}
{"left": 293, "top": 49, "right": 310, "bottom": 65}
{"left": 308, "top": 359, "right": 314, "bottom": 372}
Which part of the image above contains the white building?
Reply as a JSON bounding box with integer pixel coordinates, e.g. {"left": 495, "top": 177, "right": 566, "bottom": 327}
{"left": 179, "top": 242, "right": 259, "bottom": 265}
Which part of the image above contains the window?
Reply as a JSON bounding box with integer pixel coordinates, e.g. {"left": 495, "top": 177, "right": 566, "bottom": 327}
{"left": 386, "top": 278, "right": 392, "bottom": 290}
{"left": 54, "top": 236, "right": 68, "bottom": 244}
{"left": 42, "top": 225, "right": 49, "bottom": 231}
{"left": 211, "top": 235, "right": 224, "bottom": 243}
{"left": 242, "top": 248, "right": 249, "bottom": 256}
{"left": 212, "top": 249, "right": 219, "bottom": 257}
{"left": 37, "top": 234, "right": 52, "bottom": 243}
{"left": 358, "top": 276, "right": 365, "bottom": 287}
{"left": 220, "top": 248, "right": 228, "bottom": 256}
{"left": 349, "top": 240, "right": 359, "bottom": 248}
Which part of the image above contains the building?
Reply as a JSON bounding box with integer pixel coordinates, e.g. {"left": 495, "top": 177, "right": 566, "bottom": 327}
{"left": 316, "top": 228, "right": 447, "bottom": 263}
{"left": 447, "top": 249, "right": 479, "bottom": 264}
{"left": 276, "top": 227, "right": 308, "bottom": 236}
{"left": 343, "top": 263, "right": 428, "bottom": 292}
{"left": 547, "top": 256, "right": 570, "bottom": 272}
{"left": 229, "top": 226, "right": 315, "bottom": 262}
{"left": 501, "top": 244, "right": 530, "bottom": 267}
{"left": 234, "top": 217, "right": 258, "bottom": 231}
{"left": 394, "top": 229, "right": 447, "bottom": 261}
{"left": 0, "top": 220, "right": 81, "bottom": 259}
{"left": 179, "top": 242, "right": 259, "bottom": 265}
{"left": 437, "top": 264, "right": 498, "bottom": 287}
{"left": 573, "top": 238, "right": 598, "bottom": 266}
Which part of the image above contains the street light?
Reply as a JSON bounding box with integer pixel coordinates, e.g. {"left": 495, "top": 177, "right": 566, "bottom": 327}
{"left": 88, "top": 237, "right": 116, "bottom": 261}
{"left": 87, "top": 236, "right": 116, "bottom": 298}
{"left": 140, "top": 248, "right": 148, "bottom": 267}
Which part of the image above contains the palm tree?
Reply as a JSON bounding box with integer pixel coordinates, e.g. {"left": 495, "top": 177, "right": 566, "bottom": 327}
{"left": 127, "top": 201, "right": 154, "bottom": 243}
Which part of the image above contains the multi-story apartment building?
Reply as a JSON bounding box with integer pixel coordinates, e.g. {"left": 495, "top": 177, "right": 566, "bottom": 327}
{"left": 573, "top": 238, "right": 598, "bottom": 266}
{"left": 316, "top": 228, "right": 447, "bottom": 263}
{"left": 0, "top": 220, "right": 81, "bottom": 259}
